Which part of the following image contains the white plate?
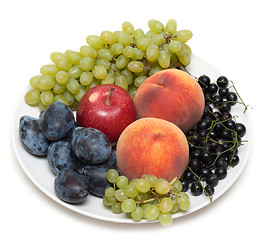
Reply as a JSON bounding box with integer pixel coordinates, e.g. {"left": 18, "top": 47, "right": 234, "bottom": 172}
{"left": 11, "top": 54, "right": 252, "bottom": 223}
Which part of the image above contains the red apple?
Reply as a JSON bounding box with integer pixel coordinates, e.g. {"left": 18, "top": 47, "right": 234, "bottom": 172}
{"left": 76, "top": 84, "right": 137, "bottom": 145}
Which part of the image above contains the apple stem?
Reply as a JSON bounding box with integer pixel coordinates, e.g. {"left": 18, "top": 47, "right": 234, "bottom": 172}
{"left": 105, "top": 87, "right": 115, "bottom": 105}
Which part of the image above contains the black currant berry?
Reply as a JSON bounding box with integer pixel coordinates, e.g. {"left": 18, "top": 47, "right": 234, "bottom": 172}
{"left": 216, "top": 76, "right": 229, "bottom": 88}
{"left": 190, "top": 182, "right": 203, "bottom": 196}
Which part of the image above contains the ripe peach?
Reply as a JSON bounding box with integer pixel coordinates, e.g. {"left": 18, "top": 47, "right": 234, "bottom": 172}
{"left": 116, "top": 117, "right": 189, "bottom": 181}
{"left": 134, "top": 69, "right": 205, "bottom": 133}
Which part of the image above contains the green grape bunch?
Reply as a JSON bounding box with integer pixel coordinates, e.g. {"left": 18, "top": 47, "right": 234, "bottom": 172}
{"left": 104, "top": 169, "right": 190, "bottom": 226}
{"left": 24, "top": 19, "right": 193, "bottom": 110}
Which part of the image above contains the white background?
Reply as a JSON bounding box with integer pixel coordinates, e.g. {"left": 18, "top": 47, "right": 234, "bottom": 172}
{"left": 2, "top": 0, "right": 262, "bottom": 239}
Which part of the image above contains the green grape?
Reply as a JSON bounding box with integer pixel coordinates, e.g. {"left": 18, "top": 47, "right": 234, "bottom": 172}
{"left": 145, "top": 205, "right": 159, "bottom": 221}
{"left": 24, "top": 89, "right": 40, "bottom": 105}
{"left": 168, "top": 40, "right": 181, "bottom": 53}
{"left": 80, "top": 71, "right": 93, "bottom": 86}
{"left": 115, "top": 189, "right": 128, "bottom": 202}
{"left": 161, "top": 43, "right": 173, "bottom": 57}
{"left": 40, "top": 64, "right": 58, "bottom": 78}
{"left": 68, "top": 65, "right": 82, "bottom": 79}
{"left": 184, "top": 43, "right": 192, "bottom": 55}
{"left": 105, "top": 187, "right": 116, "bottom": 198}
{"left": 66, "top": 78, "right": 80, "bottom": 94}
{"left": 172, "top": 180, "right": 183, "bottom": 193}
{"left": 134, "top": 75, "right": 147, "bottom": 88}
{"left": 29, "top": 75, "right": 41, "bottom": 89}
{"left": 111, "top": 202, "right": 122, "bottom": 214}
{"left": 122, "top": 21, "right": 134, "bottom": 35}
{"left": 133, "top": 48, "right": 144, "bottom": 60}
{"left": 101, "top": 30, "right": 116, "bottom": 45}
{"left": 158, "top": 197, "right": 173, "bottom": 213}
{"left": 135, "top": 179, "right": 150, "bottom": 193}
{"left": 136, "top": 38, "right": 151, "bottom": 51}
{"left": 56, "top": 70, "right": 69, "bottom": 85}
{"left": 98, "top": 48, "right": 113, "bottom": 61}
{"left": 158, "top": 212, "right": 173, "bottom": 226}
{"left": 62, "top": 90, "right": 75, "bottom": 105}
{"left": 96, "top": 59, "right": 111, "bottom": 70}
{"left": 176, "top": 30, "right": 193, "bottom": 43}
{"left": 149, "top": 66, "right": 162, "bottom": 76}
{"left": 106, "top": 169, "right": 119, "bottom": 183}
{"left": 123, "top": 46, "right": 135, "bottom": 58}
{"left": 80, "top": 45, "right": 97, "bottom": 59}
{"left": 74, "top": 85, "right": 86, "bottom": 102}
{"left": 54, "top": 94, "right": 69, "bottom": 106}
{"left": 146, "top": 44, "right": 160, "bottom": 62}
{"left": 158, "top": 50, "right": 170, "bottom": 68}
{"left": 66, "top": 51, "right": 81, "bottom": 65}
{"left": 40, "top": 90, "right": 54, "bottom": 106}
{"left": 92, "top": 65, "right": 107, "bottom": 79}
{"left": 56, "top": 57, "right": 72, "bottom": 71}
{"left": 120, "top": 69, "right": 133, "bottom": 85}
{"left": 124, "top": 184, "right": 138, "bottom": 198}
{"left": 170, "top": 198, "right": 179, "bottom": 214}
{"left": 86, "top": 35, "right": 104, "bottom": 49}
{"left": 88, "top": 78, "right": 101, "bottom": 89}
{"left": 131, "top": 207, "right": 143, "bottom": 222}
{"left": 38, "top": 75, "right": 56, "bottom": 90}
{"left": 147, "top": 175, "right": 158, "bottom": 188}
{"left": 50, "top": 52, "right": 65, "bottom": 64}
{"left": 177, "top": 192, "right": 190, "bottom": 211}
{"left": 121, "top": 199, "right": 136, "bottom": 213}
{"left": 128, "top": 85, "right": 137, "bottom": 99}
{"left": 110, "top": 43, "right": 124, "bottom": 56}
{"left": 151, "top": 33, "right": 165, "bottom": 45}
{"left": 148, "top": 19, "right": 164, "bottom": 34}
{"left": 115, "top": 75, "right": 128, "bottom": 91}
{"left": 175, "top": 41, "right": 186, "bottom": 57}
{"left": 170, "top": 53, "right": 178, "bottom": 63}
{"left": 128, "top": 61, "right": 144, "bottom": 73}
{"left": 53, "top": 82, "right": 66, "bottom": 94}
{"left": 103, "top": 195, "right": 116, "bottom": 207}
{"left": 165, "top": 19, "right": 177, "bottom": 34}
{"left": 79, "top": 57, "right": 95, "bottom": 71}
{"left": 116, "top": 175, "right": 129, "bottom": 189}
{"left": 145, "top": 30, "right": 155, "bottom": 38}
{"left": 178, "top": 53, "right": 191, "bottom": 66}
{"left": 116, "top": 32, "right": 132, "bottom": 46}
{"left": 101, "top": 73, "right": 115, "bottom": 85}
{"left": 129, "top": 178, "right": 138, "bottom": 186}
{"left": 133, "top": 28, "right": 145, "bottom": 39}
{"left": 155, "top": 179, "right": 170, "bottom": 194}
{"left": 116, "top": 55, "right": 129, "bottom": 69}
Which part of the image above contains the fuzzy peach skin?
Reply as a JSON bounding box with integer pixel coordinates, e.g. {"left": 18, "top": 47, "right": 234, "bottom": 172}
{"left": 116, "top": 117, "right": 189, "bottom": 182}
{"left": 134, "top": 69, "right": 205, "bottom": 133}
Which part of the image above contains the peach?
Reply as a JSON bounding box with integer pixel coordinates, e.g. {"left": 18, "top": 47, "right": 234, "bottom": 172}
{"left": 134, "top": 69, "right": 205, "bottom": 133}
{"left": 116, "top": 117, "right": 189, "bottom": 182}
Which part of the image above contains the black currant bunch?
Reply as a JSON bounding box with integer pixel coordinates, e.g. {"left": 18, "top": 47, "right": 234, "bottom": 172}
{"left": 180, "top": 75, "right": 247, "bottom": 201}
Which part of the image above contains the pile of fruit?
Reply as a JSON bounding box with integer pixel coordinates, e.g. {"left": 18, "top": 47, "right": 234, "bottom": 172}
{"left": 18, "top": 19, "right": 248, "bottom": 226}
{"left": 24, "top": 19, "right": 192, "bottom": 110}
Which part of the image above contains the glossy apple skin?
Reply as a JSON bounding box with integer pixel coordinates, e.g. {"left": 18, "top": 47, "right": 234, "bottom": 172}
{"left": 76, "top": 84, "right": 137, "bottom": 145}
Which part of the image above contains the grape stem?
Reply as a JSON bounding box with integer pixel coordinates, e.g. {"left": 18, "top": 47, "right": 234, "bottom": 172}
{"left": 187, "top": 167, "right": 213, "bottom": 202}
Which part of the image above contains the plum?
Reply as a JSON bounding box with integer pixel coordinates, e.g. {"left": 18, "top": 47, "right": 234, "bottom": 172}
{"left": 55, "top": 168, "right": 89, "bottom": 203}
{"left": 41, "top": 101, "right": 75, "bottom": 141}
{"left": 19, "top": 115, "right": 49, "bottom": 156}
{"left": 47, "top": 140, "right": 77, "bottom": 175}
{"left": 71, "top": 127, "right": 112, "bottom": 165}
{"left": 81, "top": 165, "right": 112, "bottom": 197}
